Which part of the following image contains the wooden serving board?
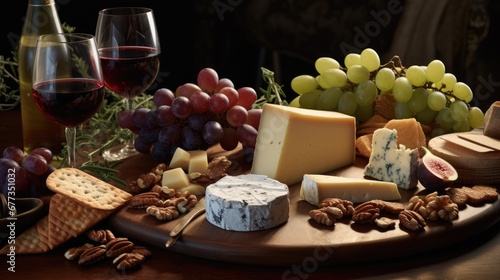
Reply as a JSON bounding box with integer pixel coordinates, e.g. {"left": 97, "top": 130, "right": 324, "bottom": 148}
{"left": 108, "top": 148, "right": 500, "bottom": 266}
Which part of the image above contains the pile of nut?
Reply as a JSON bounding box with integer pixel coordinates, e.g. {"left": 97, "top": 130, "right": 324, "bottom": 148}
{"left": 65, "top": 229, "right": 152, "bottom": 270}
{"left": 309, "top": 191, "right": 460, "bottom": 232}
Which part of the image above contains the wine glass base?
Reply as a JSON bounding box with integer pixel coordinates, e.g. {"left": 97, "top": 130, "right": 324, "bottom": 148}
{"left": 102, "top": 145, "right": 139, "bottom": 161}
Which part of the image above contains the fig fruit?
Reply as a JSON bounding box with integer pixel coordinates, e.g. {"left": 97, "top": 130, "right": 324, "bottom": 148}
{"left": 418, "top": 146, "right": 458, "bottom": 191}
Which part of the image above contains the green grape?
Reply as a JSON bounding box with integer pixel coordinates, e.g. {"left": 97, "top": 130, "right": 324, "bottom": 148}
{"left": 453, "top": 118, "right": 470, "bottom": 132}
{"left": 315, "top": 57, "right": 340, "bottom": 74}
{"left": 434, "top": 73, "right": 456, "bottom": 92}
{"left": 407, "top": 87, "right": 429, "bottom": 113}
{"left": 436, "top": 107, "right": 454, "bottom": 132}
{"left": 426, "top": 59, "right": 445, "bottom": 83}
{"left": 359, "top": 48, "right": 380, "bottom": 72}
{"left": 427, "top": 91, "right": 447, "bottom": 111}
{"left": 431, "top": 127, "right": 446, "bottom": 138}
{"left": 344, "top": 53, "right": 360, "bottom": 68}
{"left": 346, "top": 65, "right": 370, "bottom": 84}
{"left": 468, "top": 106, "right": 485, "bottom": 128}
{"left": 405, "top": 65, "right": 427, "bottom": 87}
{"left": 321, "top": 68, "right": 348, "bottom": 87}
{"left": 415, "top": 106, "right": 437, "bottom": 125}
{"left": 449, "top": 100, "right": 468, "bottom": 122}
{"left": 289, "top": 95, "right": 301, "bottom": 108}
{"left": 394, "top": 102, "right": 414, "bottom": 119}
{"left": 355, "top": 80, "right": 378, "bottom": 107}
{"left": 338, "top": 91, "right": 357, "bottom": 116}
{"left": 299, "top": 89, "right": 322, "bottom": 109}
{"left": 355, "top": 104, "right": 374, "bottom": 123}
{"left": 453, "top": 82, "right": 473, "bottom": 102}
{"left": 291, "top": 74, "right": 318, "bottom": 95}
{"left": 316, "top": 87, "right": 343, "bottom": 111}
{"left": 374, "top": 68, "right": 395, "bottom": 91}
{"left": 316, "top": 75, "right": 330, "bottom": 89}
{"left": 392, "top": 77, "right": 413, "bottom": 103}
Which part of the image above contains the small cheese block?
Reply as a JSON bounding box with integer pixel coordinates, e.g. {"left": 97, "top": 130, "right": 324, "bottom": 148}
{"left": 251, "top": 103, "right": 356, "bottom": 186}
{"left": 483, "top": 101, "right": 500, "bottom": 139}
{"left": 188, "top": 150, "right": 208, "bottom": 174}
{"left": 161, "top": 167, "right": 190, "bottom": 190}
{"left": 300, "top": 174, "right": 401, "bottom": 205}
{"left": 169, "top": 147, "right": 190, "bottom": 171}
{"left": 383, "top": 118, "right": 427, "bottom": 149}
{"left": 364, "top": 128, "right": 418, "bottom": 189}
{"left": 205, "top": 174, "right": 290, "bottom": 232}
{"left": 177, "top": 183, "right": 206, "bottom": 196}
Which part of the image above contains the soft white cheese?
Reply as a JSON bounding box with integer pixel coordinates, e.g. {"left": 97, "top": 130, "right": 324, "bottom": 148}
{"left": 205, "top": 174, "right": 290, "bottom": 231}
{"left": 364, "top": 128, "right": 418, "bottom": 189}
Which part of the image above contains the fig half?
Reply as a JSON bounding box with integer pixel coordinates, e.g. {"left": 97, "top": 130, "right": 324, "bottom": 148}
{"left": 418, "top": 146, "right": 458, "bottom": 191}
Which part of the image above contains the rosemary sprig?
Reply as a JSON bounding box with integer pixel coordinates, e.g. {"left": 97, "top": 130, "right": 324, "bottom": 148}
{"left": 254, "top": 67, "right": 289, "bottom": 108}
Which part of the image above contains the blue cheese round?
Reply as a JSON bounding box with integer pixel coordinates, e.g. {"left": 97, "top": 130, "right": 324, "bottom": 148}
{"left": 205, "top": 174, "right": 290, "bottom": 232}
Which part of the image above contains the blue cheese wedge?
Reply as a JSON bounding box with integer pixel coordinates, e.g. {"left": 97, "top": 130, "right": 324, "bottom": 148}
{"left": 300, "top": 174, "right": 401, "bottom": 205}
{"left": 364, "top": 128, "right": 418, "bottom": 189}
{"left": 205, "top": 174, "right": 290, "bottom": 232}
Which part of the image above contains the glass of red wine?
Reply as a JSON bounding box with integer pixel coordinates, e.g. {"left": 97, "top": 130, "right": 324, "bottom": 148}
{"left": 95, "top": 7, "right": 161, "bottom": 161}
{"left": 32, "top": 33, "right": 105, "bottom": 168}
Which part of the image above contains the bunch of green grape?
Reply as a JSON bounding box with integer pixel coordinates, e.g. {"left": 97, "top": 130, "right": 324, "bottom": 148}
{"left": 290, "top": 48, "right": 485, "bottom": 136}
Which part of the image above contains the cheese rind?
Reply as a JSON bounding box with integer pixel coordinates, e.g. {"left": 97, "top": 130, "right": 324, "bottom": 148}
{"left": 364, "top": 128, "right": 418, "bottom": 189}
{"left": 300, "top": 174, "right": 402, "bottom": 205}
{"left": 205, "top": 174, "right": 290, "bottom": 232}
{"left": 251, "top": 104, "right": 356, "bottom": 186}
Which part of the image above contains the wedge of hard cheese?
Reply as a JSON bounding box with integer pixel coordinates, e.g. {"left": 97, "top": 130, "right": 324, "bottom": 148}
{"left": 251, "top": 104, "right": 356, "bottom": 185}
{"left": 300, "top": 174, "right": 401, "bottom": 206}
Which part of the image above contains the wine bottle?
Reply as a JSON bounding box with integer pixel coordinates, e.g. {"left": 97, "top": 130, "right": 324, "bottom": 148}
{"left": 19, "top": 0, "right": 66, "bottom": 155}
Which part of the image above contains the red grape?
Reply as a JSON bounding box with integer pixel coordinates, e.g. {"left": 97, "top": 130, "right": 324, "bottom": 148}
{"left": 187, "top": 113, "right": 208, "bottom": 131}
{"left": 132, "top": 107, "right": 151, "bottom": 128}
{"left": 153, "top": 88, "right": 175, "bottom": 107}
{"left": 29, "top": 147, "right": 53, "bottom": 163}
{"left": 219, "top": 127, "right": 239, "bottom": 151}
{"left": 209, "top": 93, "right": 230, "bottom": 114}
{"left": 155, "top": 105, "right": 176, "bottom": 126}
{"left": 117, "top": 109, "right": 136, "bottom": 130}
{"left": 158, "top": 124, "right": 181, "bottom": 146}
{"left": 202, "top": 121, "right": 224, "bottom": 145}
{"left": 226, "top": 105, "right": 248, "bottom": 127}
{"left": 175, "top": 83, "right": 202, "bottom": 99}
{"left": 197, "top": 68, "right": 219, "bottom": 93}
{"left": 246, "top": 108, "right": 262, "bottom": 130}
{"left": 219, "top": 86, "right": 239, "bottom": 107}
{"left": 181, "top": 126, "right": 204, "bottom": 150}
{"left": 190, "top": 91, "right": 210, "bottom": 113}
{"left": 171, "top": 96, "right": 193, "bottom": 119}
{"left": 214, "top": 78, "right": 234, "bottom": 92}
{"left": 236, "top": 87, "right": 257, "bottom": 110}
{"left": 3, "top": 146, "right": 25, "bottom": 164}
{"left": 22, "top": 154, "right": 48, "bottom": 176}
{"left": 236, "top": 124, "right": 258, "bottom": 147}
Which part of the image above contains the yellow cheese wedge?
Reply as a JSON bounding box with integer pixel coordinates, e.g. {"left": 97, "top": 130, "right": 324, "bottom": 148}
{"left": 251, "top": 104, "right": 356, "bottom": 186}
{"left": 169, "top": 147, "right": 190, "bottom": 171}
{"left": 300, "top": 174, "right": 401, "bottom": 206}
{"left": 161, "top": 167, "right": 190, "bottom": 189}
{"left": 178, "top": 183, "right": 206, "bottom": 196}
{"left": 188, "top": 150, "right": 208, "bottom": 174}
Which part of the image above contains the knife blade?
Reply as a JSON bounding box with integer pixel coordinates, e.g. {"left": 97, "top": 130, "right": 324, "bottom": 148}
{"left": 166, "top": 197, "right": 206, "bottom": 247}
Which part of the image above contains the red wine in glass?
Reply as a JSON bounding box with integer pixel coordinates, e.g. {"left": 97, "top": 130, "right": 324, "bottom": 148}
{"left": 99, "top": 46, "right": 160, "bottom": 99}
{"left": 32, "top": 78, "right": 105, "bottom": 127}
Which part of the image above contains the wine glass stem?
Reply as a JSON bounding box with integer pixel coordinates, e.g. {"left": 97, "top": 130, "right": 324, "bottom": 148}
{"left": 66, "top": 127, "right": 77, "bottom": 168}
{"left": 123, "top": 97, "right": 135, "bottom": 150}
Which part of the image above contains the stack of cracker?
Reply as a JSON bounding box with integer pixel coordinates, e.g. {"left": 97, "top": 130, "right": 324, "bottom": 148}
{"left": 0, "top": 168, "right": 131, "bottom": 254}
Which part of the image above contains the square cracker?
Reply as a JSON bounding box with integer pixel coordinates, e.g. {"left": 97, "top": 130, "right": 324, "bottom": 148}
{"left": 46, "top": 168, "right": 132, "bottom": 210}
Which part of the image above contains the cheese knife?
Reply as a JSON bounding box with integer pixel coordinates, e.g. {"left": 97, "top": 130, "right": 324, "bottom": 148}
{"left": 165, "top": 197, "right": 206, "bottom": 248}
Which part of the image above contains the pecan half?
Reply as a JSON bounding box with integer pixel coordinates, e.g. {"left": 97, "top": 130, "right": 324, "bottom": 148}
{"left": 106, "top": 237, "right": 134, "bottom": 258}
{"left": 87, "top": 229, "right": 115, "bottom": 244}
{"left": 113, "top": 252, "right": 145, "bottom": 270}
{"left": 352, "top": 201, "right": 381, "bottom": 223}
{"left": 129, "top": 192, "right": 163, "bottom": 209}
{"left": 146, "top": 205, "right": 180, "bottom": 221}
{"left": 64, "top": 243, "right": 94, "bottom": 261}
{"left": 78, "top": 245, "right": 107, "bottom": 265}
{"left": 319, "top": 198, "right": 354, "bottom": 216}
{"left": 399, "top": 210, "right": 426, "bottom": 231}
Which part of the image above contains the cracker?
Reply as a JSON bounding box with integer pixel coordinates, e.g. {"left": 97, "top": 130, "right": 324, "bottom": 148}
{"left": 460, "top": 186, "right": 487, "bottom": 205}
{"left": 445, "top": 188, "right": 468, "bottom": 208}
{"left": 472, "top": 185, "right": 499, "bottom": 203}
{"left": 0, "top": 216, "right": 50, "bottom": 254}
{"left": 46, "top": 168, "right": 132, "bottom": 210}
{"left": 372, "top": 199, "right": 405, "bottom": 214}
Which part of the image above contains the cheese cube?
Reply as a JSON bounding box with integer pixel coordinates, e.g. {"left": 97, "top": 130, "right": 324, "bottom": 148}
{"left": 169, "top": 147, "right": 190, "bottom": 171}
{"left": 188, "top": 150, "right": 208, "bottom": 174}
{"left": 251, "top": 104, "right": 356, "bottom": 185}
{"left": 300, "top": 174, "right": 401, "bottom": 205}
{"left": 364, "top": 128, "right": 418, "bottom": 189}
{"left": 161, "top": 167, "right": 190, "bottom": 189}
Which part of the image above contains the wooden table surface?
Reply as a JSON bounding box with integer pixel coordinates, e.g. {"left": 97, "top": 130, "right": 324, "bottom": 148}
{"left": 1, "top": 108, "right": 500, "bottom": 280}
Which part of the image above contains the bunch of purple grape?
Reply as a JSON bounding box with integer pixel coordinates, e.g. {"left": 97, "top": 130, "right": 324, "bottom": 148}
{"left": 118, "top": 68, "right": 263, "bottom": 163}
{"left": 1, "top": 146, "right": 55, "bottom": 198}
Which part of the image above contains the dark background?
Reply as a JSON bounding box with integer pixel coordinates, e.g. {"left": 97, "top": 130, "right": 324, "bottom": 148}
{"left": 1, "top": 0, "right": 499, "bottom": 111}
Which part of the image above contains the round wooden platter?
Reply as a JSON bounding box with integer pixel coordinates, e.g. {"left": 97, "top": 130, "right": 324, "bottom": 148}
{"left": 428, "top": 133, "right": 500, "bottom": 185}
{"left": 108, "top": 147, "right": 500, "bottom": 266}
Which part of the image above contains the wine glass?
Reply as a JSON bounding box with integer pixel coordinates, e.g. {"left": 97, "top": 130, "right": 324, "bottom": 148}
{"left": 95, "top": 7, "right": 161, "bottom": 161}
{"left": 32, "top": 33, "right": 105, "bottom": 168}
